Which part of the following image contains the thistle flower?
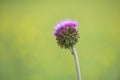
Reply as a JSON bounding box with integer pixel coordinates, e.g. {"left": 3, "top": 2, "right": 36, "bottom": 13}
{"left": 53, "top": 19, "right": 81, "bottom": 80}
{"left": 53, "top": 20, "right": 80, "bottom": 49}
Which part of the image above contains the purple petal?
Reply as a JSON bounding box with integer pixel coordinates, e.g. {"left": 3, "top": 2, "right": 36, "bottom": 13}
{"left": 53, "top": 20, "right": 78, "bottom": 36}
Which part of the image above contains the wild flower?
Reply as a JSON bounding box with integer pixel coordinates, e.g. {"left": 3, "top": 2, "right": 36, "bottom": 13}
{"left": 53, "top": 20, "right": 80, "bottom": 49}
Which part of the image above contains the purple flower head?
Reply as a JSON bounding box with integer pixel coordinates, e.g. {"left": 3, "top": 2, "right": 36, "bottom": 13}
{"left": 54, "top": 20, "right": 78, "bottom": 36}
{"left": 53, "top": 19, "right": 80, "bottom": 49}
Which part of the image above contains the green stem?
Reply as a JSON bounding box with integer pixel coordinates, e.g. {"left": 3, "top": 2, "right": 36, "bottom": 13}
{"left": 71, "top": 45, "right": 81, "bottom": 80}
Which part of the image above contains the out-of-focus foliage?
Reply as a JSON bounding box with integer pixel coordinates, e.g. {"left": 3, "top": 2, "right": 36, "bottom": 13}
{"left": 0, "top": 0, "right": 120, "bottom": 80}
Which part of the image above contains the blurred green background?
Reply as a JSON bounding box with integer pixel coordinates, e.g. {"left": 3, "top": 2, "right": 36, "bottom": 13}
{"left": 0, "top": 0, "right": 120, "bottom": 80}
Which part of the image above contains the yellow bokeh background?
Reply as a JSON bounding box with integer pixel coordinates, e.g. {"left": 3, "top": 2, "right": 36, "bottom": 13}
{"left": 0, "top": 0, "right": 120, "bottom": 80}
